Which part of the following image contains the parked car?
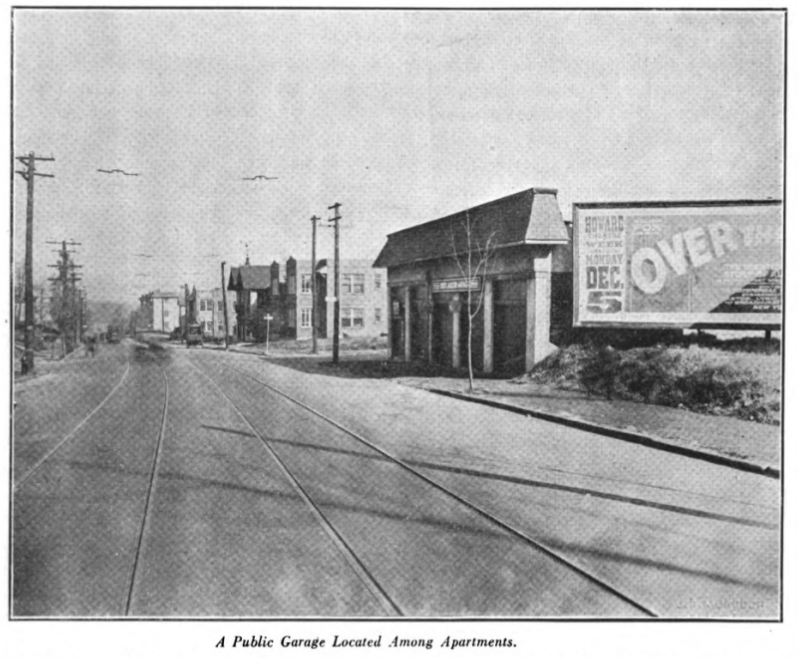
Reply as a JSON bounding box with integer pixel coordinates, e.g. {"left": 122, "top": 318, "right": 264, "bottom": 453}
{"left": 186, "top": 324, "right": 203, "bottom": 348}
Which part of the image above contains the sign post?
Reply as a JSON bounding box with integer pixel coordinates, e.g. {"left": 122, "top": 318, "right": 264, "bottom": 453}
{"left": 264, "top": 314, "right": 273, "bottom": 355}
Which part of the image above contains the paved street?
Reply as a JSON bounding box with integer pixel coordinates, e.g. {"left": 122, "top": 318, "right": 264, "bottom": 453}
{"left": 12, "top": 340, "right": 780, "bottom": 618}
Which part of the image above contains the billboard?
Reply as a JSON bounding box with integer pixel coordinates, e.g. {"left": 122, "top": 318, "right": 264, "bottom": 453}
{"left": 573, "top": 201, "right": 782, "bottom": 328}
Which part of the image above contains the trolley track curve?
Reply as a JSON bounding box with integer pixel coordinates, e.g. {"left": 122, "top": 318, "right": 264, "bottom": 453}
{"left": 189, "top": 356, "right": 659, "bottom": 618}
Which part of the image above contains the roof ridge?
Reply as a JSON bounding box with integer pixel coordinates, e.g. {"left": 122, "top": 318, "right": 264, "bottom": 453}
{"left": 387, "top": 187, "right": 556, "bottom": 238}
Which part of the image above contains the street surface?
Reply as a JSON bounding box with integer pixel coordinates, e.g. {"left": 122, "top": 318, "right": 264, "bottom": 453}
{"left": 12, "top": 340, "right": 780, "bottom": 618}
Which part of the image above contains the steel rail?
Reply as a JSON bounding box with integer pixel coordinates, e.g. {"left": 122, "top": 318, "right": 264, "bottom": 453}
{"left": 14, "top": 356, "right": 132, "bottom": 490}
{"left": 188, "top": 358, "right": 404, "bottom": 617}
{"left": 206, "top": 357, "right": 659, "bottom": 618}
{"left": 124, "top": 361, "right": 170, "bottom": 616}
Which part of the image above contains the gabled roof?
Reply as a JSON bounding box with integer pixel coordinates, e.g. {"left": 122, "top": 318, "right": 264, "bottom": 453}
{"left": 227, "top": 267, "right": 239, "bottom": 291}
{"left": 151, "top": 290, "right": 180, "bottom": 299}
{"left": 373, "top": 188, "right": 569, "bottom": 269}
{"left": 227, "top": 265, "right": 272, "bottom": 291}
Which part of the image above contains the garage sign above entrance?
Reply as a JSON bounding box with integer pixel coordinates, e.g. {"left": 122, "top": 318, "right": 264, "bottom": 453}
{"left": 432, "top": 277, "right": 482, "bottom": 293}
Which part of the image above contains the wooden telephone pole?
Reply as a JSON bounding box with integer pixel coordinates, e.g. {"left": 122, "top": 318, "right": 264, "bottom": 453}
{"left": 15, "top": 151, "right": 54, "bottom": 374}
{"left": 328, "top": 203, "right": 342, "bottom": 365}
{"left": 221, "top": 262, "right": 230, "bottom": 350}
{"left": 310, "top": 215, "right": 321, "bottom": 354}
{"left": 46, "top": 240, "right": 81, "bottom": 356}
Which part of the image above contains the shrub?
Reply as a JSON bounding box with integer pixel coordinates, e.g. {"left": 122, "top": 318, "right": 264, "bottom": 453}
{"left": 528, "top": 343, "right": 781, "bottom": 424}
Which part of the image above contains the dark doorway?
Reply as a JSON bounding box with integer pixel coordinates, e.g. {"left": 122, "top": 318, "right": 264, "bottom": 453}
{"left": 410, "top": 287, "right": 429, "bottom": 361}
{"left": 432, "top": 300, "right": 453, "bottom": 367}
{"left": 390, "top": 288, "right": 404, "bottom": 359}
{"left": 493, "top": 279, "right": 527, "bottom": 374}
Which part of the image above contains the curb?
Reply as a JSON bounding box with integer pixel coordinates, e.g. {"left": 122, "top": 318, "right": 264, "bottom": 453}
{"left": 427, "top": 388, "right": 781, "bottom": 480}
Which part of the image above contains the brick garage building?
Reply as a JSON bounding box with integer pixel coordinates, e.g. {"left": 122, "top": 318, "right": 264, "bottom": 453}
{"left": 374, "top": 187, "right": 573, "bottom": 374}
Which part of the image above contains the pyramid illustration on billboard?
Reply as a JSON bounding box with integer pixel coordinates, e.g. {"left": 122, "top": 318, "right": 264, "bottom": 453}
{"left": 710, "top": 269, "right": 781, "bottom": 314}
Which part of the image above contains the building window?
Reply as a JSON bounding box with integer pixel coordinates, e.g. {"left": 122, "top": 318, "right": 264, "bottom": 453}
{"left": 218, "top": 301, "right": 224, "bottom": 311}
{"left": 288, "top": 275, "right": 296, "bottom": 295}
{"left": 375, "top": 307, "right": 382, "bottom": 323}
{"left": 341, "top": 307, "right": 364, "bottom": 328}
{"left": 164, "top": 309, "right": 169, "bottom": 317}
{"left": 301, "top": 274, "right": 312, "bottom": 294}
{"left": 374, "top": 273, "right": 382, "bottom": 290}
{"left": 343, "top": 273, "right": 365, "bottom": 294}
{"left": 218, "top": 324, "right": 224, "bottom": 334}
{"left": 301, "top": 308, "right": 312, "bottom": 328}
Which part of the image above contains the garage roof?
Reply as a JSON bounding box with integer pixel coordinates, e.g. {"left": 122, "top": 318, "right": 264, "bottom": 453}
{"left": 373, "top": 188, "right": 569, "bottom": 268}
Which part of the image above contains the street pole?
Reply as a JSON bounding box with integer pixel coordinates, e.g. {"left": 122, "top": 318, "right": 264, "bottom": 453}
{"left": 15, "top": 151, "right": 55, "bottom": 374}
{"left": 328, "top": 203, "right": 342, "bottom": 365}
{"left": 47, "top": 240, "right": 82, "bottom": 353}
{"left": 310, "top": 215, "right": 320, "bottom": 354}
{"left": 221, "top": 262, "right": 230, "bottom": 350}
{"left": 184, "top": 283, "right": 189, "bottom": 342}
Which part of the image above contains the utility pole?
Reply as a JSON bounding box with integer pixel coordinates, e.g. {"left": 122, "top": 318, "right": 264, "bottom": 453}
{"left": 70, "top": 266, "right": 84, "bottom": 345}
{"left": 328, "top": 203, "right": 342, "bottom": 365}
{"left": 184, "top": 283, "right": 190, "bottom": 342}
{"left": 310, "top": 215, "right": 320, "bottom": 355}
{"left": 15, "top": 151, "right": 55, "bottom": 374}
{"left": 47, "top": 239, "right": 81, "bottom": 355}
{"left": 221, "top": 262, "right": 230, "bottom": 350}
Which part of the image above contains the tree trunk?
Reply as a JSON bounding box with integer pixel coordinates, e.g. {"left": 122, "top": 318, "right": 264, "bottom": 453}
{"left": 467, "top": 315, "right": 474, "bottom": 392}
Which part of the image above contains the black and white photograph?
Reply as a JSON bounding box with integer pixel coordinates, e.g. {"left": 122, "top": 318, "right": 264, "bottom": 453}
{"left": 5, "top": 4, "right": 794, "bottom": 657}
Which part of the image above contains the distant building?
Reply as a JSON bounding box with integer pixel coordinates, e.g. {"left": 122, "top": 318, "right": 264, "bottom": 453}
{"left": 188, "top": 286, "right": 236, "bottom": 339}
{"left": 227, "top": 256, "right": 387, "bottom": 342}
{"left": 139, "top": 290, "right": 181, "bottom": 333}
{"left": 227, "top": 258, "right": 274, "bottom": 342}
{"left": 287, "top": 257, "right": 387, "bottom": 340}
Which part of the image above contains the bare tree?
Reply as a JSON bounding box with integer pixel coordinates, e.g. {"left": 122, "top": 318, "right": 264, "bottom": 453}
{"left": 450, "top": 210, "right": 497, "bottom": 392}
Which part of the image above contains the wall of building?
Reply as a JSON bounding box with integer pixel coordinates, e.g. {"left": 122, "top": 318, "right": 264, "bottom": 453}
{"left": 152, "top": 296, "right": 180, "bottom": 333}
{"left": 385, "top": 244, "right": 572, "bottom": 374}
{"left": 323, "top": 261, "right": 387, "bottom": 340}
{"left": 194, "top": 288, "right": 236, "bottom": 338}
{"left": 286, "top": 259, "right": 387, "bottom": 340}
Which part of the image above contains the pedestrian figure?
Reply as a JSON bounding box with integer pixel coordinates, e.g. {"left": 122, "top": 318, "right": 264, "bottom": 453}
{"left": 87, "top": 334, "right": 97, "bottom": 358}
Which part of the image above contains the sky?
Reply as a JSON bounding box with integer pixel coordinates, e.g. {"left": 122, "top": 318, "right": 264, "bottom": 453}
{"left": 12, "top": 9, "right": 785, "bottom": 306}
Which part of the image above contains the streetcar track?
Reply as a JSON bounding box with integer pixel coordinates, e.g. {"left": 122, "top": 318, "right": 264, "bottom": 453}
{"left": 193, "top": 355, "right": 659, "bottom": 618}
{"left": 189, "top": 358, "right": 404, "bottom": 617}
{"left": 197, "top": 425, "right": 775, "bottom": 530}
{"left": 124, "top": 357, "right": 170, "bottom": 616}
{"left": 13, "top": 356, "right": 132, "bottom": 490}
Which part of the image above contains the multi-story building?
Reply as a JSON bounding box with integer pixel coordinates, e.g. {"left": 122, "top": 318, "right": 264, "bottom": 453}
{"left": 138, "top": 290, "right": 181, "bottom": 333}
{"left": 226, "top": 256, "right": 387, "bottom": 342}
{"left": 286, "top": 257, "right": 387, "bottom": 340}
{"left": 188, "top": 287, "right": 236, "bottom": 339}
{"left": 227, "top": 259, "right": 274, "bottom": 341}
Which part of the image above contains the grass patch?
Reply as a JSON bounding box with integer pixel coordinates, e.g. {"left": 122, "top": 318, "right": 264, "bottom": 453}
{"left": 526, "top": 343, "right": 781, "bottom": 425}
{"left": 260, "top": 335, "right": 388, "bottom": 354}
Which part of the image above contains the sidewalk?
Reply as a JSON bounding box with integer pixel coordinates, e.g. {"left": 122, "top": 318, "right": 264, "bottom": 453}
{"left": 212, "top": 342, "right": 781, "bottom": 474}
{"left": 395, "top": 377, "right": 781, "bottom": 475}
